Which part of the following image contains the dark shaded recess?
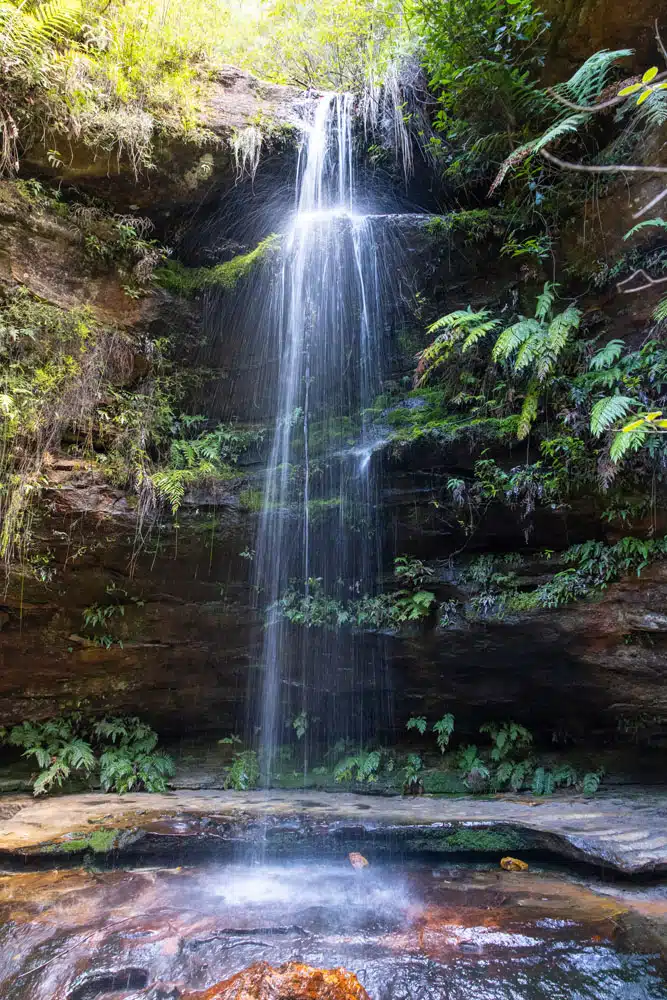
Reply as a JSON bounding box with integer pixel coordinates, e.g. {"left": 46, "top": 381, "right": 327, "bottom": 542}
{"left": 68, "top": 968, "right": 149, "bottom": 1000}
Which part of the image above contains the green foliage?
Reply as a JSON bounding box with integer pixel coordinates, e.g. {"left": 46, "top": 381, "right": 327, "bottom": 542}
{"left": 292, "top": 711, "right": 309, "bottom": 739}
{"left": 81, "top": 589, "right": 136, "bottom": 648}
{"left": 536, "top": 537, "right": 667, "bottom": 608}
{"left": 417, "top": 0, "right": 549, "bottom": 187}
{"left": 406, "top": 711, "right": 455, "bottom": 753}
{"left": 582, "top": 768, "right": 605, "bottom": 796}
{"left": 3, "top": 714, "right": 173, "bottom": 795}
{"left": 278, "top": 556, "right": 436, "bottom": 632}
{"left": 151, "top": 422, "right": 263, "bottom": 514}
{"left": 416, "top": 308, "right": 500, "bottom": 386}
{"left": 334, "top": 748, "right": 384, "bottom": 783}
{"left": 394, "top": 554, "right": 434, "bottom": 587}
{"left": 418, "top": 286, "right": 581, "bottom": 441}
{"left": 480, "top": 720, "right": 532, "bottom": 762}
{"left": 590, "top": 395, "right": 637, "bottom": 437}
{"left": 456, "top": 744, "right": 489, "bottom": 787}
{"left": 402, "top": 752, "right": 423, "bottom": 792}
{"left": 531, "top": 763, "right": 578, "bottom": 796}
{"left": 223, "top": 749, "right": 260, "bottom": 790}
{"left": 433, "top": 713, "right": 455, "bottom": 753}
{"left": 156, "top": 236, "right": 281, "bottom": 297}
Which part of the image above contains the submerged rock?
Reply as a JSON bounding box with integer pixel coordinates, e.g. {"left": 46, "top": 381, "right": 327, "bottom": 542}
{"left": 184, "top": 962, "right": 371, "bottom": 1000}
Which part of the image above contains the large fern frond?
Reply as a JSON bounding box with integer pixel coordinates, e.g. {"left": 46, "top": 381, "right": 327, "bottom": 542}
{"left": 0, "top": 0, "right": 81, "bottom": 60}
{"left": 426, "top": 308, "right": 493, "bottom": 336}
{"left": 653, "top": 296, "right": 667, "bottom": 323}
{"left": 489, "top": 115, "right": 588, "bottom": 194}
{"left": 556, "top": 49, "right": 634, "bottom": 104}
{"left": 545, "top": 305, "right": 581, "bottom": 361}
{"left": 590, "top": 395, "right": 637, "bottom": 436}
{"left": 517, "top": 382, "right": 539, "bottom": 440}
{"left": 590, "top": 339, "right": 625, "bottom": 370}
{"left": 535, "top": 282, "right": 558, "bottom": 321}
{"left": 624, "top": 218, "right": 667, "bottom": 241}
{"left": 609, "top": 425, "right": 648, "bottom": 463}
{"left": 492, "top": 319, "right": 540, "bottom": 364}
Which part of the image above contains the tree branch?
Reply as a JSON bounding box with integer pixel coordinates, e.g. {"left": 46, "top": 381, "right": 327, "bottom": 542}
{"left": 539, "top": 148, "right": 667, "bottom": 175}
{"left": 656, "top": 19, "right": 667, "bottom": 68}
{"left": 546, "top": 70, "right": 667, "bottom": 114}
{"left": 617, "top": 270, "right": 667, "bottom": 294}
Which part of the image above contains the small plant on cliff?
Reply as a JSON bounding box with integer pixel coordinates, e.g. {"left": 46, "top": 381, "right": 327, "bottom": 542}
{"left": 334, "top": 748, "right": 390, "bottom": 783}
{"left": 402, "top": 753, "right": 424, "bottom": 794}
{"left": 1, "top": 714, "right": 173, "bottom": 795}
{"left": 406, "top": 711, "right": 455, "bottom": 752}
{"left": 223, "top": 750, "right": 260, "bottom": 791}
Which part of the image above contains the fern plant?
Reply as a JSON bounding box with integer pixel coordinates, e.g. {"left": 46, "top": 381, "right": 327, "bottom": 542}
{"left": 223, "top": 749, "right": 260, "bottom": 791}
{"left": 492, "top": 284, "right": 581, "bottom": 438}
{"left": 416, "top": 308, "right": 500, "bottom": 386}
{"left": 151, "top": 422, "right": 263, "bottom": 514}
{"left": 480, "top": 720, "right": 533, "bottom": 761}
{"left": 2, "top": 714, "right": 174, "bottom": 795}
{"left": 433, "top": 713, "right": 455, "bottom": 753}
{"left": 334, "top": 749, "right": 385, "bottom": 783}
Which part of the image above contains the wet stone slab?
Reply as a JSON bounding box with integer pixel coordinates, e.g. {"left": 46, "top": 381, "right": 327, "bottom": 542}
{"left": 1, "top": 790, "right": 667, "bottom": 875}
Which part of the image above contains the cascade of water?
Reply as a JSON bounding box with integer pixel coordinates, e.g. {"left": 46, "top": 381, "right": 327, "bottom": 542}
{"left": 252, "top": 93, "right": 395, "bottom": 780}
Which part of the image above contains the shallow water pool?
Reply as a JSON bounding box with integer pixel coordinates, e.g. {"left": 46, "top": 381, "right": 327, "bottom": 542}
{"left": 0, "top": 858, "right": 665, "bottom": 999}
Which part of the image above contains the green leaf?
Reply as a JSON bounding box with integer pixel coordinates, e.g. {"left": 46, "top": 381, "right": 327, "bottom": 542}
{"left": 590, "top": 395, "right": 637, "bottom": 436}
{"left": 618, "top": 82, "right": 642, "bottom": 95}
{"left": 642, "top": 66, "right": 659, "bottom": 84}
{"left": 637, "top": 89, "right": 652, "bottom": 105}
{"left": 623, "top": 218, "right": 667, "bottom": 240}
{"left": 609, "top": 426, "right": 648, "bottom": 463}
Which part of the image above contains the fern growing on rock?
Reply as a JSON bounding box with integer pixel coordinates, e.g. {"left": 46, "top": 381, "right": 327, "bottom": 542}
{"left": 1, "top": 714, "right": 174, "bottom": 795}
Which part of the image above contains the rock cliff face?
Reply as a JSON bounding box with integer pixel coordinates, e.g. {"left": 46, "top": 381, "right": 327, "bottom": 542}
{"left": 1, "top": 30, "right": 666, "bottom": 765}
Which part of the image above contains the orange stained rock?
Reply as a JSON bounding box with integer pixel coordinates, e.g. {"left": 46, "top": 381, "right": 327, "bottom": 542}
{"left": 184, "top": 962, "right": 372, "bottom": 1000}
{"left": 500, "top": 857, "right": 529, "bottom": 872}
{"left": 348, "top": 852, "right": 369, "bottom": 870}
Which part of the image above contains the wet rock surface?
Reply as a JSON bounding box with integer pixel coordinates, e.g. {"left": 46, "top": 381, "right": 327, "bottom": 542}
{"left": 1, "top": 790, "right": 667, "bottom": 875}
{"left": 0, "top": 857, "right": 665, "bottom": 1000}
{"left": 181, "top": 962, "right": 371, "bottom": 1000}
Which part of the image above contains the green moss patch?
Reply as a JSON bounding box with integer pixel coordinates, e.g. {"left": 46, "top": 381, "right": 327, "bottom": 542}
{"left": 156, "top": 234, "right": 280, "bottom": 296}
{"left": 45, "top": 828, "right": 121, "bottom": 854}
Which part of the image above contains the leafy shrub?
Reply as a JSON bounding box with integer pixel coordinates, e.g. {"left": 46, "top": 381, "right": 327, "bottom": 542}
{"left": 581, "top": 768, "right": 605, "bottom": 796}
{"left": 334, "top": 749, "right": 389, "bottom": 783}
{"left": 433, "top": 713, "right": 455, "bottom": 753}
{"left": 278, "top": 556, "right": 436, "bottom": 632}
{"left": 223, "top": 750, "right": 260, "bottom": 790}
{"left": 402, "top": 753, "right": 424, "bottom": 793}
{"left": 480, "top": 721, "right": 533, "bottom": 761}
{"left": 1, "top": 714, "right": 174, "bottom": 796}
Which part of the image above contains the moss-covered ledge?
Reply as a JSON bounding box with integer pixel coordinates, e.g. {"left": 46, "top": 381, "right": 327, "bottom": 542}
{"left": 1, "top": 789, "right": 666, "bottom": 875}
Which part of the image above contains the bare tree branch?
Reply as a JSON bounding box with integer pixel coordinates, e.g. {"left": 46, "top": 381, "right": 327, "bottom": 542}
{"left": 539, "top": 148, "right": 667, "bottom": 175}
{"left": 617, "top": 270, "right": 667, "bottom": 294}
{"left": 633, "top": 184, "right": 667, "bottom": 217}
{"left": 656, "top": 19, "right": 667, "bottom": 68}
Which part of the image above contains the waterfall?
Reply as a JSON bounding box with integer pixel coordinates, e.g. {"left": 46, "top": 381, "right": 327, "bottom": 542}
{"left": 252, "top": 93, "right": 398, "bottom": 780}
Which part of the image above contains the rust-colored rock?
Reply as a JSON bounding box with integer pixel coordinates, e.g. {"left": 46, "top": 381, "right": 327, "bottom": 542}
{"left": 500, "top": 857, "right": 529, "bottom": 872}
{"left": 184, "top": 962, "right": 371, "bottom": 1000}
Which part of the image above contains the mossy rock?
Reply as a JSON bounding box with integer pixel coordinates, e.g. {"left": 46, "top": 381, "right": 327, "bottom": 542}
{"left": 44, "top": 828, "right": 122, "bottom": 854}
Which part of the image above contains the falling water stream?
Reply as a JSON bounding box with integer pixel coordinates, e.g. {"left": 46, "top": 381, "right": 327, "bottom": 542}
{"left": 253, "top": 93, "right": 394, "bottom": 775}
